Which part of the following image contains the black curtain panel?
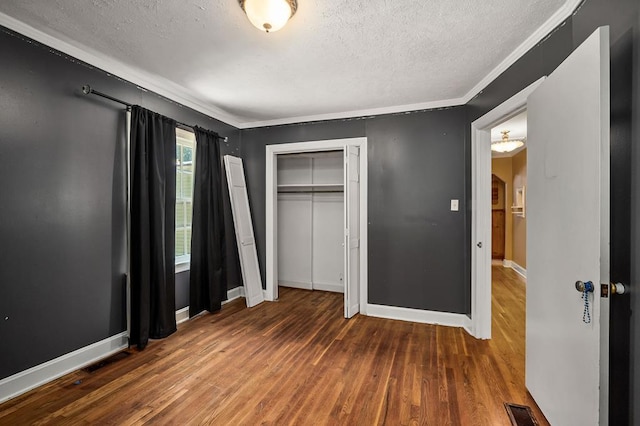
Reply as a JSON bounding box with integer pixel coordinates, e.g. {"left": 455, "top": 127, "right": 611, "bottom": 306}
{"left": 189, "top": 127, "right": 227, "bottom": 316}
{"left": 129, "top": 106, "right": 177, "bottom": 350}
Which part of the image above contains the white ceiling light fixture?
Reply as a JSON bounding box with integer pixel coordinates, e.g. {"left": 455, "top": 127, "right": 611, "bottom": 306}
{"left": 491, "top": 130, "right": 525, "bottom": 153}
{"left": 238, "top": 0, "right": 298, "bottom": 33}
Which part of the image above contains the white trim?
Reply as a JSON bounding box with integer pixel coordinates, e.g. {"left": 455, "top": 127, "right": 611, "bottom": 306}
{"left": 510, "top": 261, "right": 527, "bottom": 279}
{"left": 265, "top": 138, "right": 368, "bottom": 316}
{"left": 470, "top": 77, "right": 545, "bottom": 340}
{"left": 461, "top": 1, "right": 580, "bottom": 115}
{"left": 279, "top": 280, "right": 313, "bottom": 290}
{"left": 366, "top": 304, "right": 471, "bottom": 329}
{"left": 225, "top": 286, "right": 245, "bottom": 303}
{"left": 0, "top": 12, "right": 242, "bottom": 128}
{"left": 311, "top": 282, "right": 344, "bottom": 293}
{"left": 175, "top": 286, "right": 244, "bottom": 324}
{"left": 0, "top": 332, "right": 128, "bottom": 404}
{"left": 175, "top": 262, "right": 190, "bottom": 273}
{"left": 175, "top": 307, "right": 190, "bottom": 325}
{"left": 243, "top": 97, "right": 466, "bottom": 129}
{"left": 0, "top": 2, "right": 580, "bottom": 129}
{"left": 1, "top": 283, "right": 247, "bottom": 404}
{"left": 237, "top": 1, "right": 581, "bottom": 128}
{"left": 502, "top": 259, "right": 513, "bottom": 268}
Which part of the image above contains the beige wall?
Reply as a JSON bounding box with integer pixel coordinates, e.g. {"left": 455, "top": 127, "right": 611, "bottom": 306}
{"left": 512, "top": 149, "right": 527, "bottom": 268}
{"left": 491, "top": 158, "right": 513, "bottom": 260}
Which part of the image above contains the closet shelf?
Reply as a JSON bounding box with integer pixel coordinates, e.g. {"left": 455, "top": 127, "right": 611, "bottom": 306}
{"left": 277, "top": 183, "right": 344, "bottom": 193}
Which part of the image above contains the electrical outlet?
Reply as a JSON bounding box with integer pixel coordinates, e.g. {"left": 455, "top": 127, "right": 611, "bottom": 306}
{"left": 451, "top": 199, "right": 459, "bottom": 211}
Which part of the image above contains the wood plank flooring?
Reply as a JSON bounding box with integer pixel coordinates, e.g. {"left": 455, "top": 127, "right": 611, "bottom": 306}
{"left": 0, "top": 266, "right": 548, "bottom": 425}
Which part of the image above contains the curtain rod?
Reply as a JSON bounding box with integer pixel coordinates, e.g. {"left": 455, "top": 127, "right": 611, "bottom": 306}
{"left": 82, "top": 85, "right": 229, "bottom": 142}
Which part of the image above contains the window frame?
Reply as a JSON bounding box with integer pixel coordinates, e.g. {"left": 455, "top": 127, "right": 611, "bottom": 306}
{"left": 175, "top": 128, "right": 196, "bottom": 269}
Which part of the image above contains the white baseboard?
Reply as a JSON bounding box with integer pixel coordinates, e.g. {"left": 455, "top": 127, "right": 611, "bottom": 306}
{"left": 0, "top": 332, "right": 128, "bottom": 404}
{"left": 2, "top": 285, "right": 249, "bottom": 405}
{"left": 279, "top": 280, "right": 313, "bottom": 290}
{"left": 366, "top": 304, "right": 470, "bottom": 329}
{"left": 510, "top": 261, "right": 527, "bottom": 278}
{"left": 176, "top": 286, "right": 245, "bottom": 323}
{"left": 224, "top": 286, "right": 244, "bottom": 304}
{"left": 501, "top": 260, "right": 527, "bottom": 279}
{"left": 311, "top": 281, "right": 344, "bottom": 293}
{"left": 175, "top": 307, "right": 190, "bottom": 325}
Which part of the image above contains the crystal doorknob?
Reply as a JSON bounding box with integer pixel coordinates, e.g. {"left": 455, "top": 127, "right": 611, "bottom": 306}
{"left": 575, "top": 281, "right": 594, "bottom": 293}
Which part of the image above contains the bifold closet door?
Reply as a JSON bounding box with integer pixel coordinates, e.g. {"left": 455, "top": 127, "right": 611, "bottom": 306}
{"left": 344, "top": 145, "right": 360, "bottom": 318}
{"left": 223, "top": 155, "right": 264, "bottom": 308}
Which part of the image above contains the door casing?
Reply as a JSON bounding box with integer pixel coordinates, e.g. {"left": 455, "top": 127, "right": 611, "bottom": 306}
{"left": 470, "top": 77, "right": 545, "bottom": 339}
{"left": 265, "top": 138, "right": 368, "bottom": 315}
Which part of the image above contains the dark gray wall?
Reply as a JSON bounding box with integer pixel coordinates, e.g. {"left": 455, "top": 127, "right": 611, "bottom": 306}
{"left": 241, "top": 109, "right": 469, "bottom": 314}
{"left": 0, "top": 27, "right": 240, "bottom": 379}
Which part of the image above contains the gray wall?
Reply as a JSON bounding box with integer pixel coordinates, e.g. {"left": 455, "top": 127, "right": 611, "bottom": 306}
{"left": 0, "top": 27, "right": 240, "bottom": 380}
{"left": 241, "top": 108, "right": 469, "bottom": 314}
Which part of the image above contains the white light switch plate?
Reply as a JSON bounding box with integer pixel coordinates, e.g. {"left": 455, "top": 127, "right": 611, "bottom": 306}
{"left": 451, "top": 199, "right": 459, "bottom": 211}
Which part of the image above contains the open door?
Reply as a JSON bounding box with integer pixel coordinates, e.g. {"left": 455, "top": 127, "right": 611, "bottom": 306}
{"left": 344, "top": 145, "right": 360, "bottom": 318}
{"left": 224, "top": 155, "right": 265, "bottom": 308}
{"left": 526, "top": 27, "right": 610, "bottom": 425}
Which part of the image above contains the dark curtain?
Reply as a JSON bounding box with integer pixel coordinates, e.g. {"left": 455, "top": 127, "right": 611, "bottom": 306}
{"left": 129, "top": 106, "right": 177, "bottom": 350}
{"left": 189, "top": 127, "right": 227, "bottom": 316}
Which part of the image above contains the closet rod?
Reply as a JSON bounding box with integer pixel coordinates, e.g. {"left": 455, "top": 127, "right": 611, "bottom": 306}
{"left": 81, "top": 84, "right": 228, "bottom": 142}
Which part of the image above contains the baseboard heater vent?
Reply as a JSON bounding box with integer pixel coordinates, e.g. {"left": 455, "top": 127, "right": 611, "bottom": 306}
{"left": 504, "top": 403, "right": 539, "bottom": 426}
{"left": 82, "top": 351, "right": 131, "bottom": 373}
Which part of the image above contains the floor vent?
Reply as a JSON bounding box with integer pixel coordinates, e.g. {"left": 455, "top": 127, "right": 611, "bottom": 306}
{"left": 504, "top": 403, "right": 539, "bottom": 426}
{"left": 82, "top": 351, "right": 131, "bottom": 373}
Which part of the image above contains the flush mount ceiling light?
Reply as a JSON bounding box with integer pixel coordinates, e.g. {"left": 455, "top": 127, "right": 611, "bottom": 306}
{"left": 238, "top": 0, "right": 298, "bottom": 33}
{"left": 491, "top": 130, "right": 525, "bottom": 153}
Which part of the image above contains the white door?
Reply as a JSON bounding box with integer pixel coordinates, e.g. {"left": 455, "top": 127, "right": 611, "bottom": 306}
{"left": 526, "top": 27, "right": 610, "bottom": 425}
{"left": 344, "top": 145, "right": 360, "bottom": 318}
{"left": 224, "top": 155, "right": 265, "bottom": 308}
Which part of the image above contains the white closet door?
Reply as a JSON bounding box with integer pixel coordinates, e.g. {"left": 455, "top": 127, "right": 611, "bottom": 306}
{"left": 223, "top": 155, "right": 265, "bottom": 308}
{"left": 344, "top": 145, "right": 360, "bottom": 318}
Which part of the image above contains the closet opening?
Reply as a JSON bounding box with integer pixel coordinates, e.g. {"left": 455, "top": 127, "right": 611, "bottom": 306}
{"left": 265, "top": 138, "right": 368, "bottom": 319}
{"left": 277, "top": 150, "right": 345, "bottom": 295}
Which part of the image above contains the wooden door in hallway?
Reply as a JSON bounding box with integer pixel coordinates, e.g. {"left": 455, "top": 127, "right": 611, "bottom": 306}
{"left": 491, "top": 174, "right": 506, "bottom": 260}
{"left": 492, "top": 210, "right": 505, "bottom": 259}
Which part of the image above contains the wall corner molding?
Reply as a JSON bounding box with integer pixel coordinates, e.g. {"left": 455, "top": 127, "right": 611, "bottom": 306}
{"left": 0, "top": 11, "right": 242, "bottom": 128}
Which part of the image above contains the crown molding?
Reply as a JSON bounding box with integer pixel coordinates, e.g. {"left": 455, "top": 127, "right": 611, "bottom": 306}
{"left": 0, "top": 0, "right": 581, "bottom": 130}
{"left": 460, "top": 0, "right": 582, "bottom": 105}
{"left": 238, "top": 97, "right": 466, "bottom": 129}
{"left": 0, "top": 12, "right": 242, "bottom": 128}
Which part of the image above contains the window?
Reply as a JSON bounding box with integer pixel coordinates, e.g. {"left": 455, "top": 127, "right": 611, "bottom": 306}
{"left": 176, "top": 128, "right": 196, "bottom": 265}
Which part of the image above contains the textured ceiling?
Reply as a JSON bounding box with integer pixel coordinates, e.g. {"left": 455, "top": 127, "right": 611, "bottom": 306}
{"left": 0, "top": 0, "right": 578, "bottom": 128}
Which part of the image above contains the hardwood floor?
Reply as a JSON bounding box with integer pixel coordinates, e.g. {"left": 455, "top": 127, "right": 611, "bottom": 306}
{"left": 0, "top": 267, "right": 547, "bottom": 425}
